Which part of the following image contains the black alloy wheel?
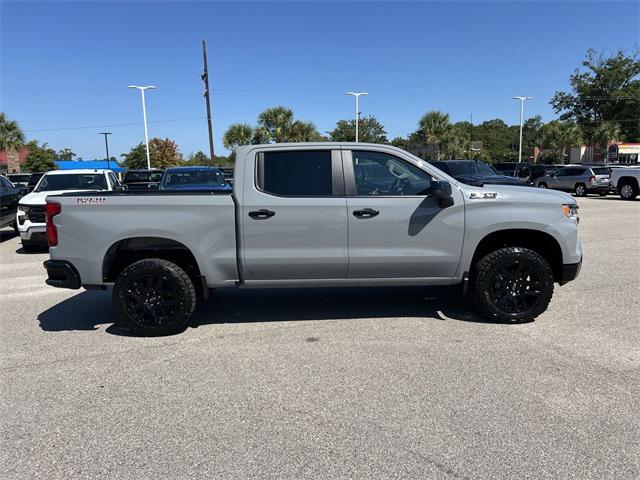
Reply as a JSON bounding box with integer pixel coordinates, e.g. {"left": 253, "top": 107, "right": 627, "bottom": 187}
{"left": 473, "top": 247, "right": 554, "bottom": 323}
{"left": 113, "top": 258, "right": 196, "bottom": 336}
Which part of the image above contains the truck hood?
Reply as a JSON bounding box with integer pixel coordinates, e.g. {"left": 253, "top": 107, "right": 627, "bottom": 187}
{"left": 463, "top": 184, "right": 576, "bottom": 204}
{"left": 18, "top": 189, "right": 100, "bottom": 206}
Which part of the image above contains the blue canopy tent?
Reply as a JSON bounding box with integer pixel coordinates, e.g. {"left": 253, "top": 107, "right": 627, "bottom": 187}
{"left": 55, "top": 160, "right": 125, "bottom": 173}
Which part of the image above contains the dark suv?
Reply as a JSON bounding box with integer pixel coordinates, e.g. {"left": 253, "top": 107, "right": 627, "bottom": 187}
{"left": 493, "top": 163, "right": 549, "bottom": 184}
{"left": 429, "top": 160, "right": 525, "bottom": 187}
{"left": 122, "top": 169, "right": 164, "bottom": 191}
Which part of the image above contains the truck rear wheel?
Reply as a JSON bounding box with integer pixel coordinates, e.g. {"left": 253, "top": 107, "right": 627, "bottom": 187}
{"left": 472, "top": 247, "right": 554, "bottom": 323}
{"left": 113, "top": 258, "right": 196, "bottom": 336}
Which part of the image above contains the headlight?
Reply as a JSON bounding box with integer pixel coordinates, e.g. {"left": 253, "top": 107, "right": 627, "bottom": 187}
{"left": 561, "top": 203, "right": 579, "bottom": 222}
{"left": 18, "top": 205, "right": 29, "bottom": 213}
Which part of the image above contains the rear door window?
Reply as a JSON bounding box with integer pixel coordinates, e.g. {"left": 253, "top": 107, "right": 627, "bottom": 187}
{"left": 257, "top": 150, "right": 333, "bottom": 196}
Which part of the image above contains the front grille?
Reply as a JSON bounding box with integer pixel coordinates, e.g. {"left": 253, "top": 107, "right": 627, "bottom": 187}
{"left": 27, "top": 206, "right": 46, "bottom": 223}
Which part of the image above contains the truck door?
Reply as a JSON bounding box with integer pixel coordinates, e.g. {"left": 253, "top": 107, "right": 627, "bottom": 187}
{"left": 343, "top": 149, "right": 465, "bottom": 280}
{"left": 241, "top": 148, "right": 348, "bottom": 280}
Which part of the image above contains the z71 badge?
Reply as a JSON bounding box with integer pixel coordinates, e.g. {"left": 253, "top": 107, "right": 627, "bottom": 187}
{"left": 76, "top": 197, "right": 106, "bottom": 204}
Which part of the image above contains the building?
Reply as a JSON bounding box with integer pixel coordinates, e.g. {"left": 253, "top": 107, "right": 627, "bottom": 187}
{"left": 55, "top": 160, "right": 125, "bottom": 173}
{"left": 569, "top": 143, "right": 640, "bottom": 164}
{"left": 0, "top": 147, "right": 30, "bottom": 174}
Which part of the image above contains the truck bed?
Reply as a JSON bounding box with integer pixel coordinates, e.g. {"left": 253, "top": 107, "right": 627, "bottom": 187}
{"left": 48, "top": 191, "right": 239, "bottom": 287}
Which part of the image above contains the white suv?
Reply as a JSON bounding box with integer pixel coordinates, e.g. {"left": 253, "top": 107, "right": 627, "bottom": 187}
{"left": 17, "top": 169, "right": 121, "bottom": 251}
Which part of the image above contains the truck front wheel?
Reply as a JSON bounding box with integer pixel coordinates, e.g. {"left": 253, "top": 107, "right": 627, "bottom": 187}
{"left": 113, "top": 258, "right": 196, "bottom": 336}
{"left": 473, "top": 247, "right": 554, "bottom": 323}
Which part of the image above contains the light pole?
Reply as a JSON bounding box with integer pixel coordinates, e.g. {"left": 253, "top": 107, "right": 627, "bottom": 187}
{"left": 129, "top": 85, "right": 156, "bottom": 169}
{"left": 346, "top": 92, "right": 368, "bottom": 142}
{"left": 513, "top": 96, "right": 532, "bottom": 163}
{"left": 99, "top": 132, "right": 112, "bottom": 170}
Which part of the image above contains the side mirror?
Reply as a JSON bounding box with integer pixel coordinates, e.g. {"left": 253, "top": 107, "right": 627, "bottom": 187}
{"left": 114, "top": 184, "right": 128, "bottom": 192}
{"left": 429, "top": 180, "right": 454, "bottom": 208}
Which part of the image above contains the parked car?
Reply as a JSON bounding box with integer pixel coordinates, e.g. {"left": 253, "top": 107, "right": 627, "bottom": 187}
{"left": 17, "top": 169, "right": 121, "bottom": 251}
{"left": 122, "top": 169, "right": 164, "bottom": 191}
{"left": 0, "top": 176, "right": 22, "bottom": 229}
{"left": 160, "top": 166, "right": 232, "bottom": 191}
{"left": 26, "top": 172, "right": 45, "bottom": 192}
{"left": 610, "top": 166, "right": 640, "bottom": 200}
{"left": 6, "top": 173, "right": 31, "bottom": 188}
{"left": 493, "top": 163, "right": 549, "bottom": 184}
{"left": 429, "top": 160, "right": 526, "bottom": 187}
{"left": 44, "top": 143, "right": 581, "bottom": 336}
{"left": 218, "top": 166, "right": 235, "bottom": 185}
{"left": 536, "top": 165, "right": 611, "bottom": 197}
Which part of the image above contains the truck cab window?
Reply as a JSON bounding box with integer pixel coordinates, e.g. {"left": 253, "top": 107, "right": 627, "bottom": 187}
{"left": 258, "top": 150, "right": 333, "bottom": 196}
{"left": 352, "top": 151, "right": 431, "bottom": 196}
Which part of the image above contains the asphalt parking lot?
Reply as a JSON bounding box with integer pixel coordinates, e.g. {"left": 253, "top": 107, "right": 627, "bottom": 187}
{"left": 1, "top": 196, "right": 639, "bottom": 479}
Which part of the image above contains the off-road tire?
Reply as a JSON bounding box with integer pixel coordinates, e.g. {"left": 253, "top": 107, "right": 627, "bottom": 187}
{"left": 473, "top": 247, "right": 554, "bottom": 323}
{"left": 113, "top": 258, "right": 196, "bottom": 336}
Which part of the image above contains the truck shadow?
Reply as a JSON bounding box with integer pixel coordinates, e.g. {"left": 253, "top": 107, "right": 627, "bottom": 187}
{"left": 38, "top": 286, "right": 518, "bottom": 336}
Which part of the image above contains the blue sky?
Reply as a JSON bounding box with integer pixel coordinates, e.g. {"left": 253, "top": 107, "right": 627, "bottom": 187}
{"left": 1, "top": 1, "right": 638, "bottom": 159}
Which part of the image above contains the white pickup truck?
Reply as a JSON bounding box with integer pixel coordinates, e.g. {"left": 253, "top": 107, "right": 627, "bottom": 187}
{"left": 43, "top": 143, "right": 582, "bottom": 336}
{"left": 610, "top": 166, "right": 640, "bottom": 200}
{"left": 17, "top": 169, "right": 122, "bottom": 250}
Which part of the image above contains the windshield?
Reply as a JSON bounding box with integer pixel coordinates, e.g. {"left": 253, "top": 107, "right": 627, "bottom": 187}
{"left": 124, "top": 171, "right": 163, "bottom": 183}
{"left": 35, "top": 173, "right": 107, "bottom": 192}
{"left": 163, "top": 170, "right": 226, "bottom": 187}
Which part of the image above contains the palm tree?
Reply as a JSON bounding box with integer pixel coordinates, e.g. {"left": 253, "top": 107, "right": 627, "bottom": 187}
{"left": 0, "top": 113, "right": 26, "bottom": 173}
{"left": 288, "top": 120, "right": 321, "bottom": 142}
{"left": 557, "top": 122, "right": 583, "bottom": 164}
{"left": 592, "top": 121, "right": 620, "bottom": 159}
{"left": 417, "top": 110, "right": 451, "bottom": 160}
{"left": 257, "top": 106, "right": 294, "bottom": 143}
{"left": 222, "top": 123, "right": 253, "bottom": 150}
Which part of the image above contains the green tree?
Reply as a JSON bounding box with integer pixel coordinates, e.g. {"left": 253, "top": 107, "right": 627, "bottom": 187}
{"left": 543, "top": 121, "right": 583, "bottom": 164}
{"left": 551, "top": 48, "right": 640, "bottom": 142}
{"left": 120, "top": 143, "right": 148, "bottom": 170}
{"left": 289, "top": 120, "right": 323, "bottom": 142}
{"left": 56, "top": 148, "right": 76, "bottom": 161}
{"left": 0, "top": 113, "right": 26, "bottom": 173}
{"left": 523, "top": 115, "right": 544, "bottom": 151}
{"left": 149, "top": 138, "right": 183, "bottom": 169}
{"left": 185, "top": 151, "right": 210, "bottom": 166}
{"left": 328, "top": 115, "right": 388, "bottom": 143}
{"left": 473, "top": 119, "right": 513, "bottom": 161}
{"left": 121, "top": 139, "right": 183, "bottom": 170}
{"left": 389, "top": 137, "right": 409, "bottom": 149}
{"left": 592, "top": 121, "right": 621, "bottom": 158}
{"left": 416, "top": 111, "right": 451, "bottom": 160}
{"left": 223, "top": 123, "right": 253, "bottom": 150}
{"left": 22, "top": 140, "right": 57, "bottom": 172}
{"left": 257, "top": 106, "right": 294, "bottom": 143}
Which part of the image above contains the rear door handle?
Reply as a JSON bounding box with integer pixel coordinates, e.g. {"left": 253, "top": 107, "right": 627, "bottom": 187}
{"left": 248, "top": 209, "right": 276, "bottom": 219}
{"left": 353, "top": 208, "right": 379, "bottom": 218}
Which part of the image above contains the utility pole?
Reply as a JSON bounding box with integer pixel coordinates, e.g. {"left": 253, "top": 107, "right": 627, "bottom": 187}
{"left": 346, "top": 92, "right": 368, "bottom": 142}
{"left": 99, "top": 132, "right": 112, "bottom": 170}
{"left": 513, "top": 96, "right": 532, "bottom": 163}
{"left": 129, "top": 85, "right": 156, "bottom": 169}
{"left": 202, "top": 39, "right": 215, "bottom": 166}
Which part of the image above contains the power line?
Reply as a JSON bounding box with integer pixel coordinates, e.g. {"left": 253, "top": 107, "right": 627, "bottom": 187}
{"left": 23, "top": 117, "right": 206, "bottom": 133}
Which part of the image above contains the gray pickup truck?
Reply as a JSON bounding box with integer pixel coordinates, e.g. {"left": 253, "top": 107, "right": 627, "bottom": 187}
{"left": 43, "top": 143, "right": 582, "bottom": 335}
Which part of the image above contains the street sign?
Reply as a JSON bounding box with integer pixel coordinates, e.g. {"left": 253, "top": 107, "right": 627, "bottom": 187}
{"left": 607, "top": 144, "right": 619, "bottom": 161}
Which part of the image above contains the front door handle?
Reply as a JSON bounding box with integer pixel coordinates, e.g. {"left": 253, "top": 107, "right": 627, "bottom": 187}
{"left": 353, "top": 208, "right": 379, "bottom": 218}
{"left": 248, "top": 209, "right": 276, "bottom": 219}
